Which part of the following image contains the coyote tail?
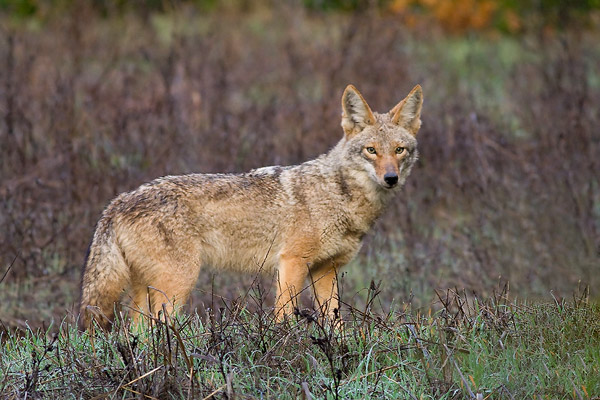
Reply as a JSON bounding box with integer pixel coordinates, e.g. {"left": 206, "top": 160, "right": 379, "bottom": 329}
{"left": 78, "top": 220, "right": 129, "bottom": 330}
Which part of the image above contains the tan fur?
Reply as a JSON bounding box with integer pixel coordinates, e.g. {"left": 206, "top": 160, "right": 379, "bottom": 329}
{"left": 79, "top": 84, "right": 424, "bottom": 330}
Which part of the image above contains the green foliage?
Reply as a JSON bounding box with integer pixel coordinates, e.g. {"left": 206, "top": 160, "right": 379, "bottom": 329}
{"left": 92, "top": 0, "right": 220, "bottom": 14}
{"left": 0, "top": 0, "right": 36, "bottom": 17}
{"left": 303, "top": 0, "right": 385, "bottom": 11}
{"left": 0, "top": 0, "right": 221, "bottom": 19}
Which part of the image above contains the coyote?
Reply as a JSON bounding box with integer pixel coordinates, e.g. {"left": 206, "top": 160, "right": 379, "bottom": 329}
{"left": 79, "top": 84, "right": 423, "bottom": 330}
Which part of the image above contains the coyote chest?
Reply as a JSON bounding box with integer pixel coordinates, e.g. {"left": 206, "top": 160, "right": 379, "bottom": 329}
{"left": 79, "top": 83, "right": 423, "bottom": 330}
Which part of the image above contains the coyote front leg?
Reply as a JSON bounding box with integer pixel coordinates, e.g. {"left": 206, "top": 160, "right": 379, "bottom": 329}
{"left": 309, "top": 263, "right": 341, "bottom": 321}
{"left": 275, "top": 256, "right": 309, "bottom": 321}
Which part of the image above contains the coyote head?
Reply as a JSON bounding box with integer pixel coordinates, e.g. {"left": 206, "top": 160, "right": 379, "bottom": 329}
{"left": 340, "top": 84, "right": 423, "bottom": 190}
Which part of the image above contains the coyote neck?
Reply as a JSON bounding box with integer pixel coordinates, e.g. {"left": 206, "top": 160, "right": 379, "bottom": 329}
{"left": 313, "top": 144, "right": 395, "bottom": 233}
{"left": 339, "top": 167, "right": 394, "bottom": 232}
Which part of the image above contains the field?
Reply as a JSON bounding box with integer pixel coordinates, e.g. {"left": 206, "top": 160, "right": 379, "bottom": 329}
{"left": 0, "top": 1, "right": 599, "bottom": 398}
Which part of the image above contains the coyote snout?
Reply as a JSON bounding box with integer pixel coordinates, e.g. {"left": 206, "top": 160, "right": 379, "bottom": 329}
{"left": 384, "top": 172, "right": 399, "bottom": 187}
{"left": 79, "top": 83, "right": 423, "bottom": 330}
{"left": 365, "top": 151, "right": 402, "bottom": 189}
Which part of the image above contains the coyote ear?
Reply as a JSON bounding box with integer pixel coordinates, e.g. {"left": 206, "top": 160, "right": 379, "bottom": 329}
{"left": 391, "top": 85, "right": 423, "bottom": 136}
{"left": 341, "top": 84, "right": 375, "bottom": 137}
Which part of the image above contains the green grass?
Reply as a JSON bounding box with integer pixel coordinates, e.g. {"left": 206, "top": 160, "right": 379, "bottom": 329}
{"left": 1, "top": 289, "right": 598, "bottom": 399}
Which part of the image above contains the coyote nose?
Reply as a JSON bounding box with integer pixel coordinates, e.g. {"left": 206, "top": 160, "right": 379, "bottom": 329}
{"left": 384, "top": 173, "right": 398, "bottom": 186}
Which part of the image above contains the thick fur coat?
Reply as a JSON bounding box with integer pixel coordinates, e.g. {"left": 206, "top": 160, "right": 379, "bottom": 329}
{"left": 79, "top": 84, "right": 423, "bottom": 330}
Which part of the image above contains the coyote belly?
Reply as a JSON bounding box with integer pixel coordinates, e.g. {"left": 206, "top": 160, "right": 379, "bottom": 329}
{"left": 79, "top": 84, "right": 424, "bottom": 330}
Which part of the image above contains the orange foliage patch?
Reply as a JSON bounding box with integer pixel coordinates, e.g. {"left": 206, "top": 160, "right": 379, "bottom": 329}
{"left": 389, "top": 0, "right": 518, "bottom": 33}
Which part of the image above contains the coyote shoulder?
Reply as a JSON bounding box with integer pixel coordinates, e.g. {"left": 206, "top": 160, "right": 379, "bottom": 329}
{"left": 79, "top": 84, "right": 423, "bottom": 330}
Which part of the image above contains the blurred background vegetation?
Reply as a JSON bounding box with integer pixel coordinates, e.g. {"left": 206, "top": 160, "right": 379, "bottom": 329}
{"left": 3, "top": 0, "right": 600, "bottom": 31}
{"left": 0, "top": 0, "right": 598, "bottom": 331}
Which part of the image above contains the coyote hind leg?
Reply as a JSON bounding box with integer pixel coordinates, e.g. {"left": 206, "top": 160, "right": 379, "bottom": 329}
{"left": 79, "top": 230, "right": 130, "bottom": 331}
{"left": 129, "top": 259, "right": 202, "bottom": 326}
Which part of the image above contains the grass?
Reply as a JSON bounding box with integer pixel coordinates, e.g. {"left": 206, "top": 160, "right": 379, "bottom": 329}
{"left": 1, "top": 286, "right": 599, "bottom": 399}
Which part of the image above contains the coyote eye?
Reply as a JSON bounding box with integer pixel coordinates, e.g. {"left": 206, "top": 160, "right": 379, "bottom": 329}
{"left": 366, "top": 147, "right": 377, "bottom": 154}
{"left": 395, "top": 146, "right": 406, "bottom": 154}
